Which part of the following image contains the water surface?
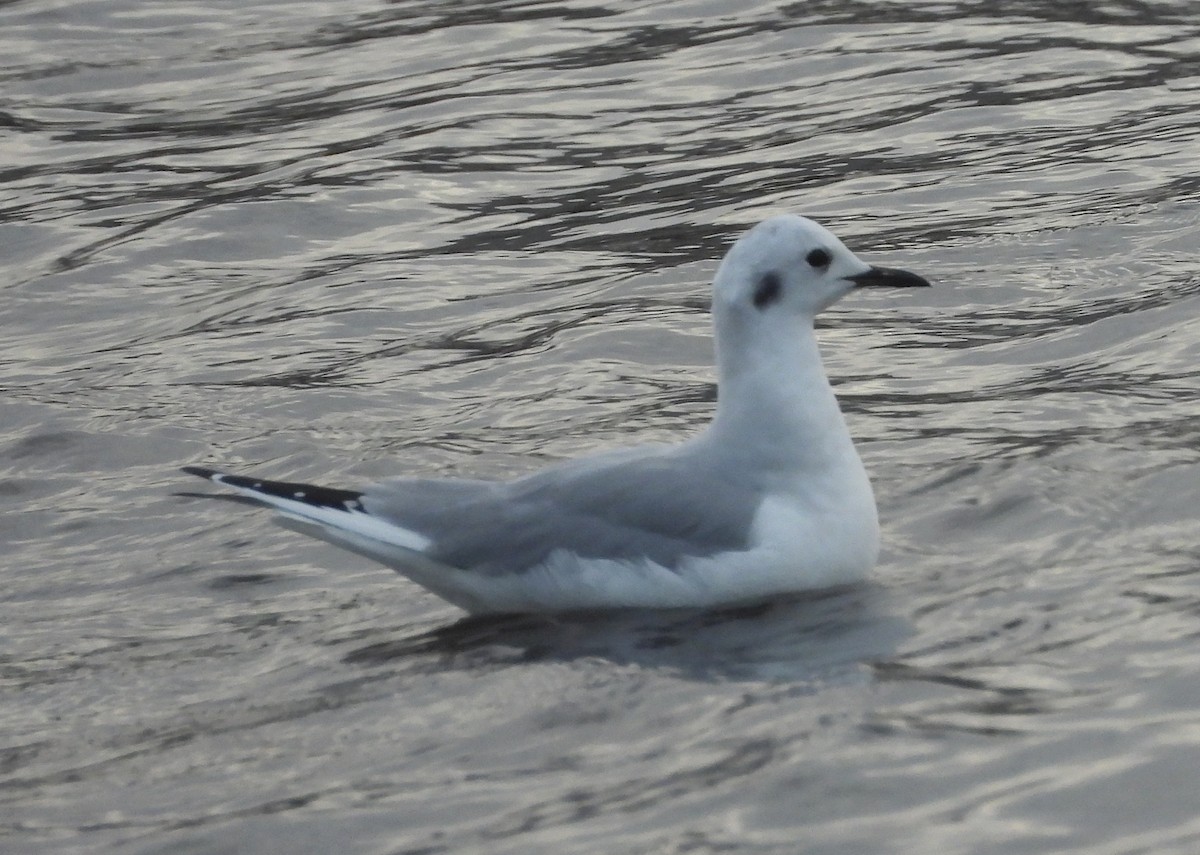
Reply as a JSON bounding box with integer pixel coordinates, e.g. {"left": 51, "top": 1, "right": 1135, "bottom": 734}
{"left": 2, "top": 1, "right": 1199, "bottom": 853}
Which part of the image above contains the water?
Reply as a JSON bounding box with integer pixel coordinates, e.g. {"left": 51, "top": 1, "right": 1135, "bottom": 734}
{"left": 3, "top": 0, "right": 1199, "bottom": 852}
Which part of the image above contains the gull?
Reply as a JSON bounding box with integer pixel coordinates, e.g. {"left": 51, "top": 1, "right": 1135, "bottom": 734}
{"left": 183, "top": 214, "right": 929, "bottom": 614}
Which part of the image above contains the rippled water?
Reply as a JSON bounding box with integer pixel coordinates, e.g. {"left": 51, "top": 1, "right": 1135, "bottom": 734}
{"left": 3, "top": 1, "right": 1199, "bottom": 852}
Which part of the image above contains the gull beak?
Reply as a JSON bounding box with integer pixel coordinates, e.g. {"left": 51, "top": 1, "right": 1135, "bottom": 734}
{"left": 845, "top": 265, "right": 930, "bottom": 288}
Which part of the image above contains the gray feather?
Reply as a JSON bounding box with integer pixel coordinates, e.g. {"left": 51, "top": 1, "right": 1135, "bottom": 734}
{"left": 362, "top": 446, "right": 761, "bottom": 576}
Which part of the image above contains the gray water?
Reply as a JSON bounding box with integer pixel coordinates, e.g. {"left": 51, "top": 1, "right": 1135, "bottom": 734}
{"left": 3, "top": 1, "right": 1199, "bottom": 853}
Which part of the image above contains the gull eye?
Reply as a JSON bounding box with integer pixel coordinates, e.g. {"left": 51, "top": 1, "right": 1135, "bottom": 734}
{"left": 806, "top": 248, "right": 831, "bottom": 268}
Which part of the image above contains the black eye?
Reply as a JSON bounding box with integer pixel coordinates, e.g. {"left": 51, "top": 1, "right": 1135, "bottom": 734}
{"left": 806, "top": 248, "right": 831, "bottom": 268}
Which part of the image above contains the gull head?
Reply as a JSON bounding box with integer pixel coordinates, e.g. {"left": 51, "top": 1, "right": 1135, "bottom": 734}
{"left": 712, "top": 214, "right": 929, "bottom": 322}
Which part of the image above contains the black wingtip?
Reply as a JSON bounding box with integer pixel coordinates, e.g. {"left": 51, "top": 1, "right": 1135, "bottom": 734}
{"left": 181, "top": 466, "right": 366, "bottom": 512}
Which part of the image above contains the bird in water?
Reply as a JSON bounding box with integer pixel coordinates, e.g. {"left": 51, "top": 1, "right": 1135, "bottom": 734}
{"left": 183, "top": 214, "right": 929, "bottom": 614}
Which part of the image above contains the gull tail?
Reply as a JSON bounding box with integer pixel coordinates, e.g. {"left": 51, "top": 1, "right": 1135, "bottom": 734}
{"left": 180, "top": 466, "right": 484, "bottom": 608}
{"left": 179, "top": 466, "right": 431, "bottom": 553}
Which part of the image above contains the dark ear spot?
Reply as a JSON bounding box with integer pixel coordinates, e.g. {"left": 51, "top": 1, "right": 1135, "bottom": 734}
{"left": 753, "top": 272, "right": 783, "bottom": 309}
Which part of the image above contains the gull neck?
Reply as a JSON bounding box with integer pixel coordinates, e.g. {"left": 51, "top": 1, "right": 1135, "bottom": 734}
{"left": 706, "top": 310, "right": 859, "bottom": 476}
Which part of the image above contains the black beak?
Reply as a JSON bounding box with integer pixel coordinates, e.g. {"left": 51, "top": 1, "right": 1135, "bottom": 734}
{"left": 845, "top": 265, "right": 930, "bottom": 288}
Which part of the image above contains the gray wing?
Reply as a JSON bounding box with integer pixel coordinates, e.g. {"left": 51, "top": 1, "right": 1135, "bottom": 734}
{"left": 362, "top": 449, "right": 762, "bottom": 576}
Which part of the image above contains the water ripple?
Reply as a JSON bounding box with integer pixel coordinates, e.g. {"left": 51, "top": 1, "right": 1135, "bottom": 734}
{"left": 2, "top": 1, "right": 1200, "bottom": 853}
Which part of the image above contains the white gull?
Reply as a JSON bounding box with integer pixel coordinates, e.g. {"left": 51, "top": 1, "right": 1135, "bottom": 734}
{"left": 183, "top": 214, "right": 929, "bottom": 614}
